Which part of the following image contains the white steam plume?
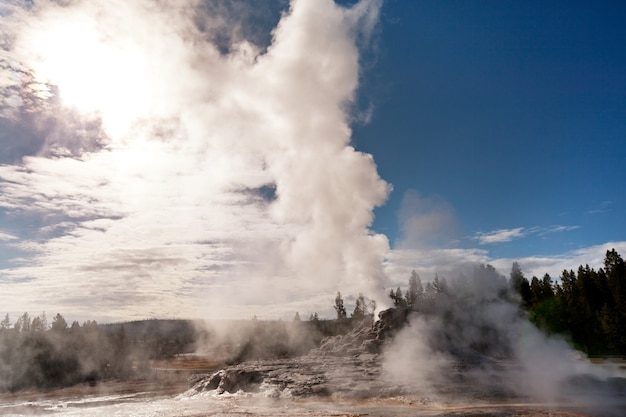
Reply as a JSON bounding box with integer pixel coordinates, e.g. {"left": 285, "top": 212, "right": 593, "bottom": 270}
{"left": 382, "top": 265, "right": 626, "bottom": 414}
{"left": 0, "top": 0, "right": 389, "bottom": 321}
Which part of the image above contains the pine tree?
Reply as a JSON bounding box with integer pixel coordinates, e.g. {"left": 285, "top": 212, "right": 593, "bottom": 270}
{"left": 0, "top": 314, "right": 10, "bottom": 330}
{"left": 352, "top": 293, "right": 367, "bottom": 319}
{"left": 406, "top": 270, "right": 423, "bottom": 311}
{"left": 15, "top": 312, "right": 30, "bottom": 332}
{"left": 432, "top": 274, "right": 448, "bottom": 294}
{"left": 510, "top": 262, "right": 531, "bottom": 307}
{"left": 334, "top": 292, "right": 347, "bottom": 320}
{"left": 51, "top": 313, "right": 68, "bottom": 332}
{"left": 389, "top": 287, "right": 406, "bottom": 308}
{"left": 603, "top": 249, "right": 626, "bottom": 353}
{"left": 31, "top": 316, "right": 45, "bottom": 332}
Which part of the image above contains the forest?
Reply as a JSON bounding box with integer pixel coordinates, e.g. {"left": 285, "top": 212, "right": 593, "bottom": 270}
{"left": 514, "top": 248, "right": 626, "bottom": 356}
{"left": 0, "top": 316, "right": 205, "bottom": 392}
{"left": 0, "top": 248, "right": 624, "bottom": 392}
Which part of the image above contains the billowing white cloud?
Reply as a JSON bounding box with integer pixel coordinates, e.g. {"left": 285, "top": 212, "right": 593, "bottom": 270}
{"left": 0, "top": 0, "right": 389, "bottom": 322}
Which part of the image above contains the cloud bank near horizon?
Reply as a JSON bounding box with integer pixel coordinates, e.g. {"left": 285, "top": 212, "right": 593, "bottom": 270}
{"left": 385, "top": 242, "right": 626, "bottom": 288}
{"left": 384, "top": 190, "right": 626, "bottom": 288}
{"left": 0, "top": 0, "right": 390, "bottom": 322}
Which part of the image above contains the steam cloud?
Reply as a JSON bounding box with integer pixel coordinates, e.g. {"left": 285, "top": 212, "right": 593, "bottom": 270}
{"left": 0, "top": 0, "right": 389, "bottom": 321}
{"left": 382, "top": 266, "right": 626, "bottom": 415}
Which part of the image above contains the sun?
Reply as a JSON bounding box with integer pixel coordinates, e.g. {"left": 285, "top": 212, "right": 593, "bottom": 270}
{"left": 20, "top": 15, "right": 153, "bottom": 139}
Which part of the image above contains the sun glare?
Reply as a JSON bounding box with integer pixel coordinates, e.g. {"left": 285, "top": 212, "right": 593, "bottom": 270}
{"left": 23, "top": 17, "right": 153, "bottom": 138}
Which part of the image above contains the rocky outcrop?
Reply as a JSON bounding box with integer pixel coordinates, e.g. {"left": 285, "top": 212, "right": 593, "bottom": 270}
{"left": 188, "top": 352, "right": 396, "bottom": 398}
{"left": 193, "top": 369, "right": 264, "bottom": 394}
{"left": 314, "top": 308, "right": 409, "bottom": 357}
{"left": 187, "top": 309, "right": 411, "bottom": 398}
{"left": 186, "top": 307, "right": 626, "bottom": 411}
{"left": 187, "top": 308, "right": 516, "bottom": 399}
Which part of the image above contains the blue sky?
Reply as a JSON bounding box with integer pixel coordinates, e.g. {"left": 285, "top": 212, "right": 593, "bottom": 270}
{"left": 353, "top": 0, "right": 626, "bottom": 260}
{"left": 0, "top": 0, "right": 625, "bottom": 322}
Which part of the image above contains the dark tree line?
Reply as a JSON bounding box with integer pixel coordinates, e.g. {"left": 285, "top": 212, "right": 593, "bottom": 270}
{"left": 512, "top": 249, "right": 626, "bottom": 356}
{"left": 0, "top": 315, "right": 201, "bottom": 392}
{"left": 0, "top": 314, "right": 130, "bottom": 391}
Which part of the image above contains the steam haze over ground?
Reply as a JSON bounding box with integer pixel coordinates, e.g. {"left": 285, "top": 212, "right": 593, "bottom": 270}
{"left": 1, "top": 0, "right": 626, "bottom": 325}
{"left": 381, "top": 266, "right": 626, "bottom": 414}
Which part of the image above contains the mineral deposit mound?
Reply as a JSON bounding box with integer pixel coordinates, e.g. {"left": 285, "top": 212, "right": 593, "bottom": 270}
{"left": 188, "top": 308, "right": 525, "bottom": 402}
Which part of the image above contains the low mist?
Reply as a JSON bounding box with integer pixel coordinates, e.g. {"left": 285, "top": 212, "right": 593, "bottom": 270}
{"left": 193, "top": 317, "right": 325, "bottom": 364}
{"left": 382, "top": 264, "right": 625, "bottom": 415}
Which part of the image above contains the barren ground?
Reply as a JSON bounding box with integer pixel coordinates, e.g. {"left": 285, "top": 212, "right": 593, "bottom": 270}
{"left": 0, "top": 355, "right": 619, "bottom": 416}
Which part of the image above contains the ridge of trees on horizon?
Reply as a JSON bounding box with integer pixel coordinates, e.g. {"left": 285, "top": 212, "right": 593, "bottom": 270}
{"left": 0, "top": 316, "right": 200, "bottom": 392}
{"left": 0, "top": 313, "right": 347, "bottom": 392}
{"left": 0, "top": 315, "right": 130, "bottom": 392}
{"left": 1, "top": 248, "right": 624, "bottom": 392}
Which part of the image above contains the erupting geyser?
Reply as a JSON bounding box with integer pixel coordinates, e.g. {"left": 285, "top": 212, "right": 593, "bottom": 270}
{"left": 0, "top": 0, "right": 389, "bottom": 321}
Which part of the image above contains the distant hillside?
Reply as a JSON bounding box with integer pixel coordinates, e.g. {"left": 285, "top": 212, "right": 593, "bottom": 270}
{"left": 101, "top": 319, "right": 207, "bottom": 359}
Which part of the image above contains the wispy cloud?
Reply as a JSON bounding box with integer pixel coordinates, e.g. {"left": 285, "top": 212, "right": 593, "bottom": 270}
{"left": 474, "top": 225, "right": 580, "bottom": 245}
{"left": 475, "top": 227, "right": 526, "bottom": 244}
{"left": 586, "top": 200, "right": 612, "bottom": 215}
{"left": 0, "top": 232, "right": 17, "bottom": 241}
{"left": 538, "top": 225, "right": 580, "bottom": 235}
